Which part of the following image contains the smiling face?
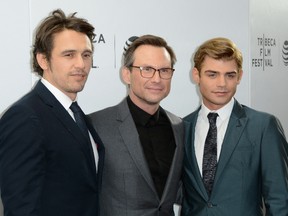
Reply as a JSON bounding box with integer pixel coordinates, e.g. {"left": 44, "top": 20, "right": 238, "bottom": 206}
{"left": 122, "top": 45, "right": 173, "bottom": 114}
{"left": 193, "top": 56, "right": 243, "bottom": 110}
{"left": 37, "top": 29, "right": 93, "bottom": 100}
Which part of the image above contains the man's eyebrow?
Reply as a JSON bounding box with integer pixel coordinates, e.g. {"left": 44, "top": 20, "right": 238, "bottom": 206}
{"left": 61, "top": 49, "right": 93, "bottom": 54}
{"left": 204, "top": 70, "right": 237, "bottom": 74}
{"left": 204, "top": 70, "right": 218, "bottom": 73}
{"left": 83, "top": 49, "right": 93, "bottom": 53}
{"left": 226, "top": 71, "right": 237, "bottom": 74}
{"left": 61, "top": 49, "right": 76, "bottom": 54}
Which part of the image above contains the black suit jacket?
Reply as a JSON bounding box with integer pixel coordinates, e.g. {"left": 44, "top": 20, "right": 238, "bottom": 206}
{"left": 0, "top": 81, "right": 104, "bottom": 216}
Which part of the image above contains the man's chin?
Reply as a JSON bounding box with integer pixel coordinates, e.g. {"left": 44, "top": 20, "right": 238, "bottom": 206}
{"left": 146, "top": 96, "right": 167, "bottom": 105}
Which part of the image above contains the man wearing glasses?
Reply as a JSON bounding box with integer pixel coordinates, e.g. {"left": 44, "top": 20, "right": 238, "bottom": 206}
{"left": 89, "top": 34, "right": 184, "bottom": 216}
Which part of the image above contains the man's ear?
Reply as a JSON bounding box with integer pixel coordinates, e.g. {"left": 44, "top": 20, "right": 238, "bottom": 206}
{"left": 237, "top": 69, "right": 243, "bottom": 84}
{"left": 121, "top": 66, "right": 131, "bottom": 85}
{"left": 36, "top": 53, "right": 48, "bottom": 70}
{"left": 192, "top": 67, "right": 200, "bottom": 84}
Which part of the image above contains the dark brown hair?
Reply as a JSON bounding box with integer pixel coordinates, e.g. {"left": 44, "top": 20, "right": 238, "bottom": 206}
{"left": 123, "top": 34, "right": 176, "bottom": 68}
{"left": 32, "top": 9, "right": 95, "bottom": 76}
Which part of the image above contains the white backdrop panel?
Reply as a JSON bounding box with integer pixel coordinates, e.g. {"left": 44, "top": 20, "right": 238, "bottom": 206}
{"left": 1, "top": 0, "right": 250, "bottom": 117}
{"left": 0, "top": 0, "right": 250, "bottom": 215}
{"left": 250, "top": 0, "right": 288, "bottom": 135}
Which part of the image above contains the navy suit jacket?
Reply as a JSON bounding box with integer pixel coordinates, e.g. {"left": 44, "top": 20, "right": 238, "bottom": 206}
{"left": 0, "top": 81, "right": 104, "bottom": 216}
{"left": 181, "top": 99, "right": 288, "bottom": 216}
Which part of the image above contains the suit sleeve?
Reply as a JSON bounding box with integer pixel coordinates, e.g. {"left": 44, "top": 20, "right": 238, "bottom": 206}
{"left": 261, "top": 115, "right": 288, "bottom": 215}
{"left": 0, "top": 105, "right": 45, "bottom": 216}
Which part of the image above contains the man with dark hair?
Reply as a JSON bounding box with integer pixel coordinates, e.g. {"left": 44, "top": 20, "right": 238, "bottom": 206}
{"left": 0, "top": 9, "right": 104, "bottom": 216}
{"left": 89, "top": 34, "right": 184, "bottom": 216}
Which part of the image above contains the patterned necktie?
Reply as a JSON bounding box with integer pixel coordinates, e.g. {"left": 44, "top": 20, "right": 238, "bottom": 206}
{"left": 202, "top": 112, "right": 218, "bottom": 196}
{"left": 70, "top": 101, "right": 90, "bottom": 140}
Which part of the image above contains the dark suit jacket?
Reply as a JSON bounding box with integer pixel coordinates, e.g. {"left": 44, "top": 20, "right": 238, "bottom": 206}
{"left": 181, "top": 99, "right": 288, "bottom": 216}
{"left": 0, "top": 81, "right": 104, "bottom": 216}
{"left": 89, "top": 99, "right": 184, "bottom": 216}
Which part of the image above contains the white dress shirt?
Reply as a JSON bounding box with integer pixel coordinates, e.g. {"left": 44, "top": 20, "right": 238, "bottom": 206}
{"left": 194, "top": 98, "right": 234, "bottom": 176}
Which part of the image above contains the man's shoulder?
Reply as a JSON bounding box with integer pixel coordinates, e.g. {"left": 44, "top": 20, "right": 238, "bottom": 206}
{"left": 163, "top": 109, "right": 183, "bottom": 124}
{"left": 88, "top": 100, "right": 126, "bottom": 121}
{"left": 236, "top": 103, "right": 275, "bottom": 120}
{"left": 2, "top": 88, "right": 39, "bottom": 114}
{"left": 183, "top": 109, "right": 199, "bottom": 122}
{"left": 89, "top": 105, "right": 116, "bottom": 119}
{"left": 0, "top": 89, "right": 46, "bottom": 132}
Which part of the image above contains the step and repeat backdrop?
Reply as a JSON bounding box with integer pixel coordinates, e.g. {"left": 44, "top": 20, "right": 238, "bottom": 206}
{"left": 1, "top": 0, "right": 288, "bottom": 215}
{"left": 0, "top": 0, "right": 250, "bottom": 118}
{"left": 250, "top": 0, "right": 288, "bottom": 134}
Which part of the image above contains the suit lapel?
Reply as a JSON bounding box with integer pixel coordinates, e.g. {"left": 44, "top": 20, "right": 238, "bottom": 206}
{"left": 117, "top": 100, "right": 158, "bottom": 197}
{"left": 160, "top": 110, "right": 184, "bottom": 203}
{"left": 185, "top": 110, "right": 209, "bottom": 199}
{"left": 34, "top": 81, "right": 97, "bottom": 175}
{"left": 86, "top": 118, "right": 105, "bottom": 181}
{"left": 213, "top": 100, "right": 248, "bottom": 187}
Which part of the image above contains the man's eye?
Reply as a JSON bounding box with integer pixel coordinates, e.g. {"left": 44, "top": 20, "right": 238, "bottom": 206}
{"left": 142, "top": 67, "right": 154, "bottom": 72}
{"left": 83, "top": 53, "right": 92, "bottom": 58}
{"left": 227, "top": 73, "right": 236, "bottom": 79}
{"left": 64, "top": 53, "right": 73, "bottom": 57}
{"left": 159, "top": 68, "right": 169, "bottom": 73}
{"left": 208, "top": 73, "right": 216, "bottom": 78}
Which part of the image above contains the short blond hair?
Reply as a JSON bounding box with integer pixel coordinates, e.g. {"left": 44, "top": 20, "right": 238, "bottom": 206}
{"left": 194, "top": 37, "right": 243, "bottom": 72}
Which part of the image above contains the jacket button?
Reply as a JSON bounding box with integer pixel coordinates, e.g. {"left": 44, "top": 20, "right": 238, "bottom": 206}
{"left": 207, "top": 202, "right": 213, "bottom": 208}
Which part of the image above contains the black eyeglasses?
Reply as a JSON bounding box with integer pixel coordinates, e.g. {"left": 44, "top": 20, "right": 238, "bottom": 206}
{"left": 130, "top": 66, "right": 174, "bottom": 80}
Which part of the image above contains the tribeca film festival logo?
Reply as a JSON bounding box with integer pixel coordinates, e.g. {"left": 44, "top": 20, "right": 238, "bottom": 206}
{"left": 92, "top": 33, "right": 106, "bottom": 69}
{"left": 282, "top": 40, "right": 288, "bottom": 66}
{"left": 251, "top": 35, "right": 276, "bottom": 71}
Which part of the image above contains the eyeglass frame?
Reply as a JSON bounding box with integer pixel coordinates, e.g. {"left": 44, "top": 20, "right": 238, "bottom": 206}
{"left": 129, "top": 65, "right": 175, "bottom": 80}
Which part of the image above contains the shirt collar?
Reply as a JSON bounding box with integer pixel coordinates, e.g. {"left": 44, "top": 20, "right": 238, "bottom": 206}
{"left": 199, "top": 97, "right": 234, "bottom": 122}
{"left": 41, "top": 78, "right": 74, "bottom": 110}
{"left": 127, "top": 96, "right": 160, "bottom": 126}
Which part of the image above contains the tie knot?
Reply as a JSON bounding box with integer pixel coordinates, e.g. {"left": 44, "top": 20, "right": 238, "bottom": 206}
{"left": 70, "top": 101, "right": 81, "bottom": 113}
{"left": 207, "top": 112, "right": 218, "bottom": 124}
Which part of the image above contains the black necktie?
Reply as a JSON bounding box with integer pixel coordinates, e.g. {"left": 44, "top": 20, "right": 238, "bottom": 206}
{"left": 202, "top": 112, "right": 218, "bottom": 196}
{"left": 70, "top": 101, "right": 90, "bottom": 140}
